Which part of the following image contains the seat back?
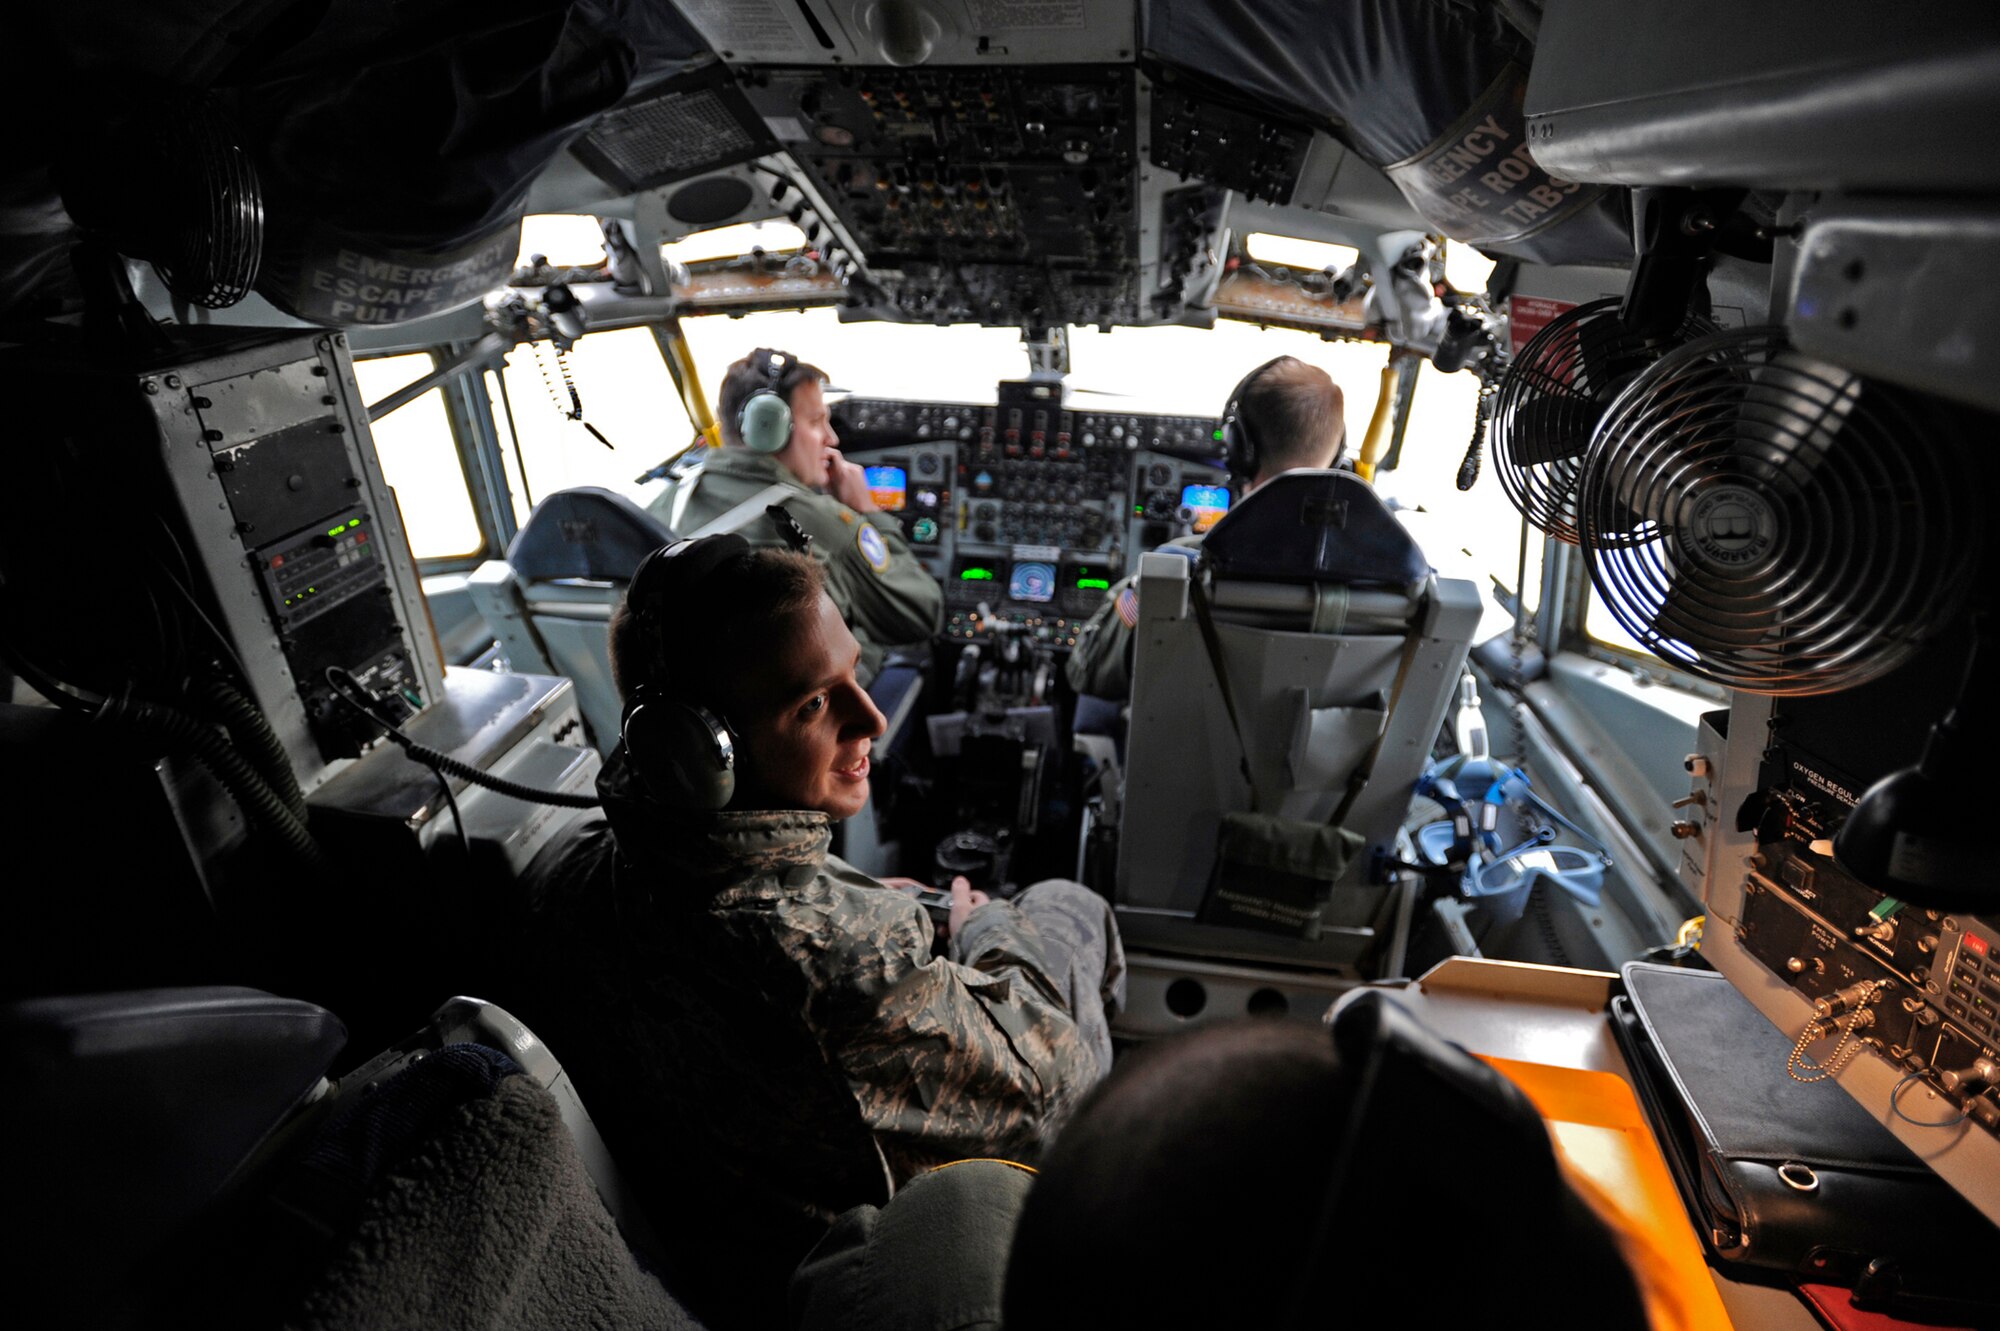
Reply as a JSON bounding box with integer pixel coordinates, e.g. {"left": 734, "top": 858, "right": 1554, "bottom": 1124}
{"left": 467, "top": 488, "right": 677, "bottom": 753}
{"left": 264, "top": 994, "right": 698, "bottom": 1329}
{"left": 1115, "top": 471, "right": 1482, "bottom": 973}
{"left": 6, "top": 984, "right": 699, "bottom": 1329}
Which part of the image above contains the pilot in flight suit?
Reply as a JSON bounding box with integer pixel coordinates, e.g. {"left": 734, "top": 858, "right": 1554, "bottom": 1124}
{"left": 656, "top": 347, "right": 942, "bottom": 686}
{"left": 1066, "top": 355, "right": 1350, "bottom": 701}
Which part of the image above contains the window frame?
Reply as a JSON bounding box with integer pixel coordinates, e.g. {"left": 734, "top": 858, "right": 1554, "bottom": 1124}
{"left": 355, "top": 345, "right": 522, "bottom": 574}
{"left": 1554, "top": 534, "right": 1730, "bottom": 703}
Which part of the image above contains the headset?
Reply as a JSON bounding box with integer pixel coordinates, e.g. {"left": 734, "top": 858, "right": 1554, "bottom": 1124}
{"left": 618, "top": 534, "right": 756, "bottom": 809}
{"left": 1218, "top": 356, "right": 1285, "bottom": 486}
{"left": 738, "top": 348, "right": 796, "bottom": 454}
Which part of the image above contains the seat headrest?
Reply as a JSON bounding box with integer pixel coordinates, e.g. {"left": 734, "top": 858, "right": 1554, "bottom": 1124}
{"left": 507, "top": 487, "right": 676, "bottom": 583}
{"left": 8, "top": 987, "right": 347, "bottom": 1310}
{"left": 1201, "top": 470, "right": 1430, "bottom": 587}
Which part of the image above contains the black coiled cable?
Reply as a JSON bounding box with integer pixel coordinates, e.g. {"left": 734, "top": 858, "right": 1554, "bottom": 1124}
{"left": 1457, "top": 354, "right": 1504, "bottom": 492}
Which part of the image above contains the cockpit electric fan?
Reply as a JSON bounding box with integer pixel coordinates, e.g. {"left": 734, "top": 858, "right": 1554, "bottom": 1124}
{"left": 1489, "top": 296, "right": 1719, "bottom": 544}
{"left": 1577, "top": 327, "right": 1979, "bottom": 695}
{"left": 62, "top": 92, "right": 264, "bottom": 310}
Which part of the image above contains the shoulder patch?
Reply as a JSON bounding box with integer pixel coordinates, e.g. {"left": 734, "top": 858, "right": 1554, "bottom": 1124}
{"left": 838, "top": 510, "right": 855, "bottom": 525}
{"left": 857, "top": 522, "right": 892, "bottom": 574}
{"left": 1115, "top": 586, "right": 1140, "bottom": 628}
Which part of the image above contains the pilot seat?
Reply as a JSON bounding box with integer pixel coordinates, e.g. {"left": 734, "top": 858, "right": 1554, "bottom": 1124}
{"left": 1108, "top": 470, "right": 1482, "bottom": 1021}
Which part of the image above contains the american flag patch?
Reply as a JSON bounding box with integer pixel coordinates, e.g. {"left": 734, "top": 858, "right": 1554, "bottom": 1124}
{"left": 1115, "top": 587, "right": 1140, "bottom": 628}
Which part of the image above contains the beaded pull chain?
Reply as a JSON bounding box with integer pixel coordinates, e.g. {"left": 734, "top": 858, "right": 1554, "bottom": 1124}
{"left": 1787, "top": 981, "right": 1883, "bottom": 1083}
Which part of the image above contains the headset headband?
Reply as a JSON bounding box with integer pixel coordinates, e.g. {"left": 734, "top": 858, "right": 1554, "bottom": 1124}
{"left": 627, "top": 534, "right": 756, "bottom": 685}
{"left": 1222, "top": 356, "right": 1287, "bottom": 483}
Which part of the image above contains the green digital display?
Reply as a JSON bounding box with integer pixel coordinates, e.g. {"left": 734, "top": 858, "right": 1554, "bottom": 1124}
{"left": 959, "top": 567, "right": 997, "bottom": 581}
{"left": 1077, "top": 577, "right": 1111, "bottom": 590}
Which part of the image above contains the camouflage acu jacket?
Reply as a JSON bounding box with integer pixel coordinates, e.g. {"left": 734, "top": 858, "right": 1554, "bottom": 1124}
{"left": 525, "top": 749, "right": 1095, "bottom": 1205}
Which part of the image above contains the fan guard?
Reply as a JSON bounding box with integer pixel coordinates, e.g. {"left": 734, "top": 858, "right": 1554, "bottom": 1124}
{"left": 1578, "top": 326, "right": 1978, "bottom": 696}
{"left": 63, "top": 94, "right": 265, "bottom": 310}
{"left": 1490, "top": 298, "right": 1718, "bottom": 544}
{"left": 148, "top": 96, "right": 264, "bottom": 309}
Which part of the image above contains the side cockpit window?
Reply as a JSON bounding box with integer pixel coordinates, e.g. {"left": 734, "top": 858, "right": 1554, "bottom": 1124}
{"left": 352, "top": 353, "right": 483, "bottom": 561}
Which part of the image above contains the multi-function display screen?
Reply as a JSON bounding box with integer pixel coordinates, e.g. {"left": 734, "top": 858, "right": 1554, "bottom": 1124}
{"left": 1182, "top": 483, "right": 1231, "bottom": 533}
{"left": 1009, "top": 560, "right": 1057, "bottom": 604}
{"left": 864, "top": 465, "right": 908, "bottom": 511}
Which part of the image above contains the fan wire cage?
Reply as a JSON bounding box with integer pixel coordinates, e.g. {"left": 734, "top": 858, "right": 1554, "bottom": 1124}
{"left": 148, "top": 96, "right": 264, "bottom": 309}
{"left": 1578, "top": 326, "right": 1977, "bottom": 696}
{"left": 1491, "top": 297, "right": 1718, "bottom": 544}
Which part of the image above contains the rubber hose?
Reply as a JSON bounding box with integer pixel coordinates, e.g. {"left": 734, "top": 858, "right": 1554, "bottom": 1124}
{"left": 98, "top": 695, "right": 336, "bottom": 883}
{"left": 198, "top": 678, "right": 307, "bottom": 822}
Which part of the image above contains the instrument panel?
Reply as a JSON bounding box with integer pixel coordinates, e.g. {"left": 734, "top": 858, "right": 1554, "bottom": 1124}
{"left": 1729, "top": 688, "right": 2000, "bottom": 1138}
{"left": 741, "top": 66, "right": 1142, "bottom": 327}
{"left": 834, "top": 388, "right": 1229, "bottom": 645}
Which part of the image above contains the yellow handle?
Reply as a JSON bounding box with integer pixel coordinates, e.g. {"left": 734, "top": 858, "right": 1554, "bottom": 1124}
{"left": 1354, "top": 360, "right": 1399, "bottom": 482}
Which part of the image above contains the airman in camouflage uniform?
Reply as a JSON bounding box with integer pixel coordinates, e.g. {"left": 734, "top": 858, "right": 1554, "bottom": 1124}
{"left": 523, "top": 744, "right": 1122, "bottom": 1185}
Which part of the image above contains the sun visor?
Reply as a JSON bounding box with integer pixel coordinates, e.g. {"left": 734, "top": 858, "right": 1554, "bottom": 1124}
{"left": 1140, "top": 0, "right": 1630, "bottom": 265}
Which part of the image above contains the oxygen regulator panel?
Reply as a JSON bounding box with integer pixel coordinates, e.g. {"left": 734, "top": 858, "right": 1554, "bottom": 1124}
{"left": 1690, "top": 632, "right": 2000, "bottom": 1223}
{"left": 140, "top": 331, "right": 445, "bottom": 784}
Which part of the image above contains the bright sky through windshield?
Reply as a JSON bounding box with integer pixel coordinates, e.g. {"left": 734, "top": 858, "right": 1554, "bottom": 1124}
{"left": 366, "top": 214, "right": 1526, "bottom": 641}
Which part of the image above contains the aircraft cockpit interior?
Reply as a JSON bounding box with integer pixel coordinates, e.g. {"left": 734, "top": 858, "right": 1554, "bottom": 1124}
{"left": 7, "top": 2, "right": 2000, "bottom": 1327}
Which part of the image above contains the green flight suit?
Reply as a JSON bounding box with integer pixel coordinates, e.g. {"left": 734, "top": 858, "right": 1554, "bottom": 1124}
{"left": 657, "top": 448, "right": 942, "bottom": 685}
{"left": 1064, "top": 533, "right": 1204, "bottom": 701}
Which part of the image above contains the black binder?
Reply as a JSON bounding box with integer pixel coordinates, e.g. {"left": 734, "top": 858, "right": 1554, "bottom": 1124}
{"left": 1612, "top": 962, "right": 2000, "bottom": 1316}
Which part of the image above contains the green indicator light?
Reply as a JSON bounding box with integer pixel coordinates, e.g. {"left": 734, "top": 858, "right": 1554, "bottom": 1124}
{"left": 959, "top": 568, "right": 995, "bottom": 581}
{"left": 1077, "top": 578, "right": 1110, "bottom": 590}
{"left": 347, "top": 518, "right": 361, "bottom": 529}
{"left": 1212, "top": 428, "right": 1225, "bottom": 442}
{"left": 326, "top": 526, "right": 344, "bottom": 538}
{"left": 1133, "top": 505, "right": 1144, "bottom": 515}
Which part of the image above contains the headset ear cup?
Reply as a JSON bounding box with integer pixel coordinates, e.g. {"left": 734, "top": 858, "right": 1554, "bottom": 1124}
{"left": 622, "top": 694, "right": 737, "bottom": 809}
{"left": 740, "top": 390, "right": 793, "bottom": 453}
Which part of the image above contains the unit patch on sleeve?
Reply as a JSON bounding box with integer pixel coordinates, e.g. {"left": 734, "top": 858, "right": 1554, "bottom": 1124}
{"left": 1115, "top": 586, "right": 1140, "bottom": 628}
{"left": 857, "top": 523, "right": 892, "bottom": 574}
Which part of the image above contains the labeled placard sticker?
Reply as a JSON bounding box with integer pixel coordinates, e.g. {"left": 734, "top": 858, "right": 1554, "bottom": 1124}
{"left": 1384, "top": 65, "right": 1603, "bottom": 247}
